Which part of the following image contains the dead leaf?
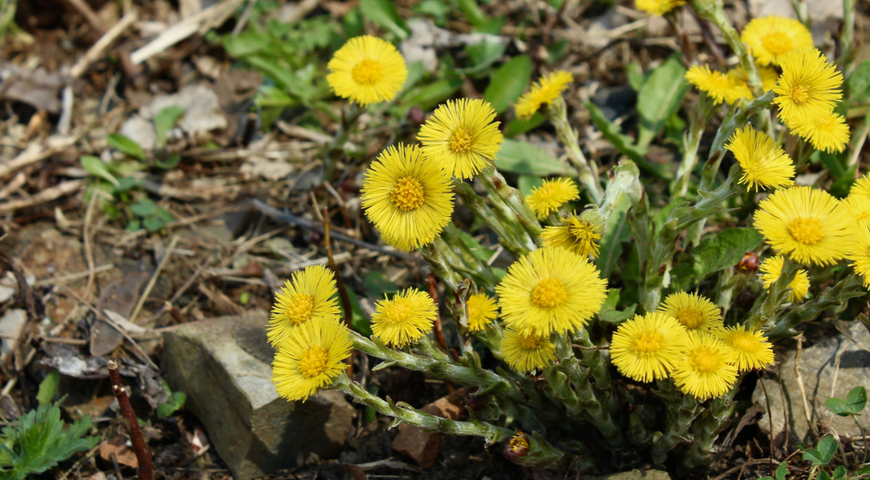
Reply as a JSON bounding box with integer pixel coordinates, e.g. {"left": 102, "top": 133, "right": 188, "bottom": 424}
{"left": 91, "top": 272, "right": 149, "bottom": 357}
{"left": 391, "top": 388, "right": 465, "bottom": 468}
{"left": 0, "top": 62, "right": 62, "bottom": 113}
{"left": 100, "top": 436, "right": 138, "bottom": 469}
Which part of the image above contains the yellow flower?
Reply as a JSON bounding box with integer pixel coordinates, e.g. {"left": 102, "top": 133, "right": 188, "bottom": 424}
{"left": 848, "top": 222, "right": 870, "bottom": 287}
{"left": 733, "top": 65, "right": 780, "bottom": 93}
{"left": 851, "top": 173, "right": 870, "bottom": 200}
{"left": 515, "top": 70, "right": 574, "bottom": 120}
{"left": 716, "top": 324, "right": 775, "bottom": 372}
{"left": 541, "top": 210, "right": 604, "bottom": 258}
{"left": 495, "top": 247, "right": 607, "bottom": 336}
{"left": 725, "top": 126, "right": 795, "bottom": 192}
{"left": 268, "top": 265, "right": 340, "bottom": 347}
{"left": 371, "top": 288, "right": 436, "bottom": 347}
{"left": 790, "top": 112, "right": 850, "bottom": 154}
{"left": 418, "top": 99, "right": 504, "bottom": 180}
{"left": 272, "top": 317, "right": 353, "bottom": 402}
{"left": 773, "top": 48, "right": 843, "bottom": 125}
{"left": 610, "top": 312, "right": 689, "bottom": 383}
{"left": 466, "top": 293, "right": 498, "bottom": 332}
{"left": 671, "top": 332, "right": 739, "bottom": 401}
{"left": 635, "top": 0, "right": 686, "bottom": 16}
{"left": 758, "top": 255, "right": 810, "bottom": 302}
{"left": 526, "top": 178, "right": 580, "bottom": 219}
{"left": 658, "top": 291, "right": 724, "bottom": 334}
{"left": 501, "top": 328, "right": 557, "bottom": 373}
{"left": 753, "top": 186, "right": 852, "bottom": 266}
{"left": 361, "top": 144, "right": 455, "bottom": 251}
{"left": 685, "top": 65, "right": 753, "bottom": 105}
{"left": 844, "top": 195, "right": 870, "bottom": 224}
{"left": 326, "top": 35, "right": 408, "bottom": 106}
{"left": 741, "top": 16, "right": 814, "bottom": 66}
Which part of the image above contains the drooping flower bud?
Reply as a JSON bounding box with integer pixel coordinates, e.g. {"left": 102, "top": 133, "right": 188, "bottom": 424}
{"left": 503, "top": 432, "right": 529, "bottom": 463}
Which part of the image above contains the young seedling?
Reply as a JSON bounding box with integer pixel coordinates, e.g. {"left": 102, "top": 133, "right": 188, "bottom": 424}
{"left": 826, "top": 386, "right": 868, "bottom": 463}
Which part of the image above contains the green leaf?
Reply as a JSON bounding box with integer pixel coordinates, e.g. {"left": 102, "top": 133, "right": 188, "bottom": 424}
{"left": 586, "top": 101, "right": 672, "bottom": 180}
{"left": 154, "top": 105, "right": 185, "bottom": 148}
{"left": 401, "top": 77, "right": 463, "bottom": 111}
{"left": 113, "top": 177, "right": 141, "bottom": 194}
{"left": 364, "top": 271, "right": 398, "bottom": 299}
{"left": 848, "top": 60, "right": 870, "bottom": 104}
{"left": 345, "top": 290, "right": 373, "bottom": 337}
{"left": 80, "top": 156, "right": 118, "bottom": 186}
{"left": 818, "top": 150, "right": 848, "bottom": 179}
{"left": 826, "top": 397, "right": 854, "bottom": 417}
{"left": 831, "top": 465, "right": 847, "bottom": 480}
{"left": 505, "top": 113, "right": 546, "bottom": 137}
{"left": 671, "top": 228, "right": 764, "bottom": 290}
{"left": 494, "top": 139, "right": 573, "bottom": 176}
{"left": 154, "top": 152, "right": 182, "bottom": 171}
{"left": 484, "top": 55, "right": 532, "bottom": 114}
{"left": 35, "top": 371, "right": 59, "bottom": 407}
{"left": 130, "top": 199, "right": 156, "bottom": 217}
{"left": 626, "top": 62, "right": 645, "bottom": 92}
{"left": 157, "top": 391, "right": 186, "bottom": 419}
{"left": 847, "top": 385, "right": 867, "bottom": 413}
{"left": 359, "top": 0, "right": 409, "bottom": 38}
{"left": 830, "top": 162, "right": 857, "bottom": 198}
{"left": 597, "top": 289, "right": 636, "bottom": 325}
{"left": 517, "top": 175, "right": 544, "bottom": 197}
{"left": 457, "top": 231, "right": 495, "bottom": 261}
{"left": 817, "top": 470, "right": 832, "bottom": 480}
{"left": 802, "top": 435, "right": 838, "bottom": 466}
{"left": 464, "top": 40, "right": 505, "bottom": 73}
{"left": 595, "top": 195, "right": 633, "bottom": 279}
{"left": 143, "top": 215, "right": 165, "bottom": 232}
{"left": 458, "top": 0, "right": 488, "bottom": 26}
{"left": 775, "top": 461, "right": 789, "bottom": 480}
{"left": 636, "top": 54, "right": 688, "bottom": 148}
{"left": 106, "top": 134, "right": 145, "bottom": 160}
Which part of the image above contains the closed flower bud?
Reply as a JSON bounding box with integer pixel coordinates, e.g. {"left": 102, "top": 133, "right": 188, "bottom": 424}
{"left": 737, "top": 252, "right": 760, "bottom": 272}
{"left": 503, "top": 432, "right": 529, "bottom": 463}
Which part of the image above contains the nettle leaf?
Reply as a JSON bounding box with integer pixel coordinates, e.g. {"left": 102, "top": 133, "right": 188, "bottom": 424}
{"left": 494, "top": 139, "right": 573, "bottom": 176}
{"left": 847, "top": 385, "right": 867, "bottom": 413}
{"left": 636, "top": 54, "right": 688, "bottom": 148}
{"left": 802, "top": 435, "right": 838, "bottom": 466}
{"left": 106, "top": 133, "right": 145, "bottom": 160}
{"left": 484, "top": 55, "right": 532, "bottom": 114}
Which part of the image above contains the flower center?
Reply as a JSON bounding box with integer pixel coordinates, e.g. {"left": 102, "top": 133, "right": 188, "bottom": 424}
{"left": 692, "top": 347, "right": 720, "bottom": 372}
{"left": 390, "top": 177, "right": 425, "bottom": 212}
{"left": 791, "top": 84, "right": 810, "bottom": 104}
{"left": 676, "top": 308, "right": 704, "bottom": 329}
{"left": 530, "top": 277, "right": 567, "bottom": 308}
{"left": 299, "top": 344, "right": 329, "bottom": 378}
{"left": 508, "top": 433, "right": 529, "bottom": 454}
{"left": 450, "top": 128, "right": 474, "bottom": 153}
{"left": 788, "top": 216, "right": 824, "bottom": 245}
{"left": 285, "top": 293, "right": 315, "bottom": 325}
{"left": 383, "top": 299, "right": 412, "bottom": 324}
{"left": 351, "top": 59, "right": 384, "bottom": 86}
{"left": 569, "top": 220, "right": 598, "bottom": 242}
{"left": 761, "top": 31, "right": 794, "bottom": 55}
{"left": 520, "top": 334, "right": 543, "bottom": 350}
{"left": 731, "top": 332, "right": 759, "bottom": 352}
{"left": 709, "top": 71, "right": 735, "bottom": 89}
{"left": 633, "top": 329, "right": 663, "bottom": 355}
{"left": 468, "top": 302, "right": 481, "bottom": 321}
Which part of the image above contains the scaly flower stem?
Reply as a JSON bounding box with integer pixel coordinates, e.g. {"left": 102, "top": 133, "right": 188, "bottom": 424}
{"left": 454, "top": 181, "right": 530, "bottom": 257}
{"left": 839, "top": 0, "right": 857, "bottom": 78}
{"left": 422, "top": 243, "right": 464, "bottom": 291}
{"left": 545, "top": 97, "right": 604, "bottom": 204}
{"left": 683, "top": 378, "right": 741, "bottom": 468}
{"left": 674, "top": 94, "right": 715, "bottom": 198}
{"left": 745, "top": 257, "right": 800, "bottom": 332}
{"left": 767, "top": 274, "right": 865, "bottom": 338}
{"left": 650, "top": 378, "right": 702, "bottom": 464}
{"left": 323, "top": 103, "right": 363, "bottom": 181}
{"left": 479, "top": 167, "right": 543, "bottom": 242}
{"left": 439, "top": 224, "right": 501, "bottom": 289}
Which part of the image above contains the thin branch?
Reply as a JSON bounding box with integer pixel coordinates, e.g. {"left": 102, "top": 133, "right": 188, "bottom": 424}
{"left": 427, "top": 274, "right": 454, "bottom": 393}
{"left": 107, "top": 360, "right": 153, "bottom": 480}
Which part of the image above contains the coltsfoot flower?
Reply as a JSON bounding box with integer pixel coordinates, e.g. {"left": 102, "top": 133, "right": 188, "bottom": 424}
{"left": 515, "top": 70, "right": 573, "bottom": 120}
{"left": 725, "top": 126, "right": 795, "bottom": 192}
{"left": 326, "top": 35, "right": 408, "bottom": 105}
{"left": 371, "top": 288, "right": 436, "bottom": 347}
{"left": 635, "top": 0, "right": 686, "bottom": 16}
{"left": 658, "top": 291, "right": 724, "bottom": 334}
{"left": 526, "top": 178, "right": 580, "bottom": 220}
{"left": 716, "top": 324, "right": 775, "bottom": 372}
{"left": 753, "top": 186, "right": 852, "bottom": 266}
{"left": 541, "top": 210, "right": 604, "bottom": 258}
{"left": 671, "top": 332, "right": 739, "bottom": 401}
{"left": 759, "top": 255, "right": 810, "bottom": 302}
{"left": 466, "top": 293, "right": 498, "bottom": 332}
{"left": 789, "top": 111, "right": 850, "bottom": 154}
{"left": 361, "top": 144, "right": 455, "bottom": 251}
{"left": 610, "top": 312, "right": 689, "bottom": 383}
{"left": 843, "top": 195, "right": 870, "bottom": 224}
{"left": 685, "top": 65, "right": 752, "bottom": 105}
{"left": 741, "top": 16, "right": 814, "bottom": 66}
{"left": 851, "top": 173, "right": 870, "bottom": 200}
{"left": 847, "top": 222, "right": 870, "bottom": 287}
{"left": 418, "top": 99, "right": 504, "bottom": 180}
{"left": 501, "top": 328, "right": 557, "bottom": 373}
{"left": 496, "top": 247, "right": 607, "bottom": 336}
{"left": 773, "top": 48, "right": 843, "bottom": 125}
{"left": 268, "top": 265, "right": 340, "bottom": 347}
{"left": 272, "top": 317, "right": 352, "bottom": 402}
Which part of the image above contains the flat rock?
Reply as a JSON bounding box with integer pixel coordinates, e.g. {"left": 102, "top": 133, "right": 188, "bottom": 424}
{"left": 162, "top": 311, "right": 356, "bottom": 480}
{"left": 752, "top": 321, "right": 870, "bottom": 445}
{"left": 579, "top": 469, "right": 671, "bottom": 480}
{"left": 391, "top": 388, "right": 465, "bottom": 468}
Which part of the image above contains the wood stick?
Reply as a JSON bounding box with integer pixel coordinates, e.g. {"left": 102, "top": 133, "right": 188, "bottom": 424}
{"left": 107, "top": 360, "right": 153, "bottom": 480}
{"left": 62, "top": 0, "right": 108, "bottom": 34}
{"left": 129, "top": 236, "right": 179, "bottom": 325}
{"left": 71, "top": 11, "right": 139, "bottom": 79}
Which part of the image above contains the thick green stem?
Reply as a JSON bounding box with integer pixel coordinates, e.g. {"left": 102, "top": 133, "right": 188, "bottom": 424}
{"left": 453, "top": 181, "right": 530, "bottom": 257}
{"left": 438, "top": 228, "right": 501, "bottom": 289}
{"left": 767, "top": 274, "right": 866, "bottom": 338}
{"left": 839, "top": 0, "right": 857, "bottom": 77}
{"left": 545, "top": 97, "right": 604, "bottom": 204}
{"left": 323, "top": 104, "right": 362, "bottom": 181}
{"left": 674, "top": 95, "right": 715, "bottom": 198}
{"left": 422, "top": 243, "right": 464, "bottom": 291}
{"left": 683, "top": 378, "right": 741, "bottom": 467}
{"left": 479, "top": 167, "right": 543, "bottom": 242}
{"left": 650, "top": 378, "right": 702, "bottom": 464}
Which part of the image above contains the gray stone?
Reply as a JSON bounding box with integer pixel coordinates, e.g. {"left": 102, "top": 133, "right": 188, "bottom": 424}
{"left": 752, "top": 321, "right": 870, "bottom": 445}
{"left": 162, "top": 311, "right": 356, "bottom": 480}
{"left": 579, "top": 469, "right": 671, "bottom": 480}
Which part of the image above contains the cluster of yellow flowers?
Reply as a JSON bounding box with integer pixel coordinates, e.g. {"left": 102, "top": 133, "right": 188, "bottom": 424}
{"left": 611, "top": 292, "right": 774, "bottom": 400}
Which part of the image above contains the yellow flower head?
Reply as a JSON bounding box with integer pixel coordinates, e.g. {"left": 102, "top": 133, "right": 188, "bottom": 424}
{"left": 844, "top": 195, "right": 870, "bottom": 224}
{"left": 773, "top": 48, "right": 843, "bottom": 125}
{"left": 371, "top": 288, "right": 436, "bottom": 347}
{"left": 658, "top": 291, "right": 724, "bottom": 334}
{"left": 716, "top": 324, "right": 775, "bottom": 372}
{"left": 501, "top": 327, "right": 557, "bottom": 373}
{"left": 418, "top": 99, "right": 504, "bottom": 180}
{"left": 685, "top": 65, "right": 753, "bottom": 105}
{"left": 851, "top": 173, "right": 870, "bottom": 200}
{"left": 495, "top": 247, "right": 607, "bottom": 336}
{"left": 526, "top": 178, "right": 580, "bottom": 220}
{"left": 671, "top": 332, "right": 739, "bottom": 401}
{"left": 635, "top": 0, "right": 686, "bottom": 16}
{"left": 758, "top": 255, "right": 810, "bottom": 302}
{"left": 753, "top": 186, "right": 852, "bottom": 266}
{"left": 515, "top": 70, "right": 574, "bottom": 120}
{"left": 790, "top": 112, "right": 850, "bottom": 154}
{"left": 541, "top": 210, "right": 604, "bottom": 258}
{"left": 361, "top": 144, "right": 455, "bottom": 251}
{"left": 268, "top": 265, "right": 340, "bottom": 347}
{"left": 733, "top": 65, "right": 780, "bottom": 93}
{"left": 326, "top": 36, "right": 408, "bottom": 106}
{"left": 725, "top": 126, "right": 795, "bottom": 192}
{"left": 610, "top": 312, "right": 689, "bottom": 383}
{"left": 466, "top": 293, "right": 498, "bottom": 332}
{"left": 741, "top": 16, "right": 814, "bottom": 66}
{"left": 272, "top": 317, "right": 353, "bottom": 402}
{"left": 847, "top": 222, "right": 870, "bottom": 287}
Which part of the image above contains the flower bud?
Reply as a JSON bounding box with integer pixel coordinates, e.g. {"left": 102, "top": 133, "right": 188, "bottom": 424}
{"left": 737, "top": 252, "right": 760, "bottom": 273}
{"left": 503, "top": 432, "right": 529, "bottom": 463}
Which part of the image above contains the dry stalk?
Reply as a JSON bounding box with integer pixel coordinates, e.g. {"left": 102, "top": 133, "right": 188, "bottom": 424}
{"left": 107, "top": 359, "right": 153, "bottom": 480}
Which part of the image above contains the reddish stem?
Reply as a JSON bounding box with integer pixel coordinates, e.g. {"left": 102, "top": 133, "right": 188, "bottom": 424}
{"left": 427, "top": 274, "right": 454, "bottom": 393}
{"left": 107, "top": 360, "right": 153, "bottom": 480}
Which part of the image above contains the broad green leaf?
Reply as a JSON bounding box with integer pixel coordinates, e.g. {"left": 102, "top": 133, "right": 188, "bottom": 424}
{"left": 517, "top": 175, "right": 544, "bottom": 197}
{"left": 80, "top": 156, "right": 118, "bottom": 186}
{"left": 36, "top": 371, "right": 60, "bottom": 406}
{"left": 636, "top": 54, "right": 688, "bottom": 148}
{"left": 595, "top": 195, "right": 632, "bottom": 279}
{"left": 818, "top": 150, "right": 847, "bottom": 179}
{"left": 505, "top": 113, "right": 546, "bottom": 137}
{"left": 364, "top": 271, "right": 398, "bottom": 299}
{"left": 775, "top": 461, "right": 788, "bottom": 480}
{"left": 401, "top": 77, "right": 463, "bottom": 111}
{"left": 494, "top": 139, "right": 573, "bottom": 176}
{"left": 144, "top": 215, "right": 166, "bottom": 232}
{"left": 155, "top": 152, "right": 182, "bottom": 171}
{"left": 802, "top": 436, "right": 838, "bottom": 466}
{"left": 458, "top": 0, "right": 488, "bottom": 26}
{"left": 671, "top": 227, "right": 764, "bottom": 289}
{"left": 457, "top": 231, "right": 495, "bottom": 261}
{"left": 831, "top": 465, "right": 848, "bottom": 480}
{"left": 154, "top": 105, "right": 185, "bottom": 148}
{"left": 586, "top": 101, "right": 672, "bottom": 180}
{"left": 826, "top": 397, "right": 854, "bottom": 417}
{"left": 359, "top": 0, "right": 409, "bottom": 38}
{"left": 484, "top": 55, "right": 532, "bottom": 114}
{"left": 830, "top": 162, "right": 857, "bottom": 198}
{"left": 848, "top": 60, "right": 870, "bottom": 104}
{"left": 106, "top": 134, "right": 145, "bottom": 160}
{"left": 597, "top": 289, "right": 636, "bottom": 325}
{"left": 626, "top": 62, "right": 645, "bottom": 92}
{"left": 113, "top": 177, "right": 141, "bottom": 194}
{"left": 847, "top": 385, "right": 867, "bottom": 413}
{"left": 817, "top": 471, "right": 832, "bottom": 480}
{"left": 463, "top": 40, "right": 505, "bottom": 73}
{"left": 130, "top": 199, "right": 156, "bottom": 217}
{"left": 345, "top": 289, "right": 373, "bottom": 337}
{"left": 475, "top": 17, "right": 505, "bottom": 35}
{"left": 156, "top": 391, "right": 186, "bottom": 419}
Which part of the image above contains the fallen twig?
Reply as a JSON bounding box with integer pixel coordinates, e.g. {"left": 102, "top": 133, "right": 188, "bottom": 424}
{"left": 129, "top": 235, "right": 179, "bottom": 325}
{"left": 0, "top": 180, "right": 84, "bottom": 215}
{"left": 70, "top": 11, "right": 139, "bottom": 79}
{"left": 108, "top": 359, "right": 153, "bottom": 480}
